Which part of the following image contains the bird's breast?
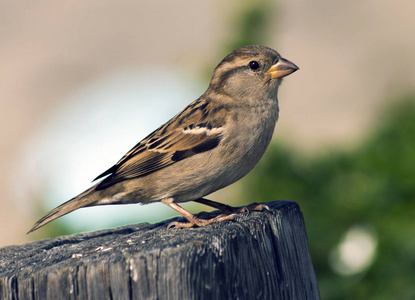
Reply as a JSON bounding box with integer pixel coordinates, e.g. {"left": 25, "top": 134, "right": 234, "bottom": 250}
{"left": 216, "top": 100, "right": 279, "bottom": 181}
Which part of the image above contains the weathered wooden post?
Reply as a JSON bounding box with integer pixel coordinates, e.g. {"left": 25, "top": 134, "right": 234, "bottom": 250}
{"left": 0, "top": 200, "right": 319, "bottom": 299}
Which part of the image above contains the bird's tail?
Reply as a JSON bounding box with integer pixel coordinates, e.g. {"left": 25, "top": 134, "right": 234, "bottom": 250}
{"left": 27, "top": 185, "right": 100, "bottom": 234}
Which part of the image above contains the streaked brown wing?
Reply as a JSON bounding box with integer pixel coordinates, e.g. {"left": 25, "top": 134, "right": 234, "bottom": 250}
{"left": 94, "top": 98, "right": 228, "bottom": 189}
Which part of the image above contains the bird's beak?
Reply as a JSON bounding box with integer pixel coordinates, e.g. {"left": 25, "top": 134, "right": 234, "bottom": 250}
{"left": 266, "top": 57, "right": 299, "bottom": 79}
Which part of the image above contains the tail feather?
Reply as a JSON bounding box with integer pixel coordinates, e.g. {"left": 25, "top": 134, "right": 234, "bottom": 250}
{"left": 27, "top": 186, "right": 98, "bottom": 234}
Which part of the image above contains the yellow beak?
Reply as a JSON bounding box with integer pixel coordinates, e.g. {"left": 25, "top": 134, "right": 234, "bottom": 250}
{"left": 266, "top": 57, "right": 299, "bottom": 79}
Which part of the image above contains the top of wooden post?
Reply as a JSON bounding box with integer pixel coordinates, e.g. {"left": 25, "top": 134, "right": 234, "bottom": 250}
{"left": 0, "top": 200, "right": 319, "bottom": 300}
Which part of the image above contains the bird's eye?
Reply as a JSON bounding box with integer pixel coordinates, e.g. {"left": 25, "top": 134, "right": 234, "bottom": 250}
{"left": 248, "top": 60, "right": 260, "bottom": 70}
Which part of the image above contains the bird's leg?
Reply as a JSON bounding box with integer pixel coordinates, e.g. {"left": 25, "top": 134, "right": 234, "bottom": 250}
{"left": 193, "top": 198, "right": 270, "bottom": 214}
{"left": 162, "top": 198, "right": 237, "bottom": 229}
{"left": 193, "top": 198, "right": 234, "bottom": 212}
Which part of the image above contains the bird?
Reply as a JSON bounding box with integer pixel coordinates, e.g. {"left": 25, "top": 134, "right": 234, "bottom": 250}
{"left": 28, "top": 45, "right": 298, "bottom": 233}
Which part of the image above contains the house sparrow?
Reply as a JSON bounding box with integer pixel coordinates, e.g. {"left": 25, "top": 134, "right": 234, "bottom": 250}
{"left": 28, "top": 45, "right": 298, "bottom": 233}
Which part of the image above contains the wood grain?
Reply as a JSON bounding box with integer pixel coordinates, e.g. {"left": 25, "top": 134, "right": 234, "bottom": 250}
{"left": 0, "top": 200, "right": 319, "bottom": 300}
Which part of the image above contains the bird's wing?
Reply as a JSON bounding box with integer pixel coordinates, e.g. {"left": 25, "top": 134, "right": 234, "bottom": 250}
{"left": 94, "top": 98, "right": 229, "bottom": 190}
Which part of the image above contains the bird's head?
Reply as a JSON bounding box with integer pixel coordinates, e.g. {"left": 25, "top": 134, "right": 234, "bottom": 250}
{"left": 208, "top": 45, "right": 298, "bottom": 103}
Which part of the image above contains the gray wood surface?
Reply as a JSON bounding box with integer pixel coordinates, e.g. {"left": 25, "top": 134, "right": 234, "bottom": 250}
{"left": 0, "top": 200, "right": 319, "bottom": 300}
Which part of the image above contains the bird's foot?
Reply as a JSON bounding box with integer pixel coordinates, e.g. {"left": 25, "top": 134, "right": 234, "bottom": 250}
{"left": 167, "top": 213, "right": 238, "bottom": 230}
{"left": 163, "top": 198, "right": 269, "bottom": 230}
{"left": 230, "top": 202, "right": 270, "bottom": 214}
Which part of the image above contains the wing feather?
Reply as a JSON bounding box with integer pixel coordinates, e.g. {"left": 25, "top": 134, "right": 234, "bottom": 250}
{"left": 94, "top": 98, "right": 229, "bottom": 190}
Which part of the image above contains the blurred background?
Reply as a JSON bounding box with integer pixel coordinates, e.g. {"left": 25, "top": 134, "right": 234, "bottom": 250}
{"left": 1, "top": 0, "right": 415, "bottom": 299}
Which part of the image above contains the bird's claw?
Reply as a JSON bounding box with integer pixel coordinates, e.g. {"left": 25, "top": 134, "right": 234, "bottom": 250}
{"left": 243, "top": 202, "right": 270, "bottom": 212}
{"left": 167, "top": 221, "right": 195, "bottom": 230}
{"left": 223, "top": 202, "right": 270, "bottom": 214}
{"left": 167, "top": 213, "right": 237, "bottom": 230}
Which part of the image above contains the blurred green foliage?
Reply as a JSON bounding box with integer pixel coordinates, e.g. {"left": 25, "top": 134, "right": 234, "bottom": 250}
{"left": 241, "top": 94, "right": 415, "bottom": 300}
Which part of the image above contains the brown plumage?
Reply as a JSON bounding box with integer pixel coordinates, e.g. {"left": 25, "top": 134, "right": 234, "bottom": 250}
{"left": 28, "top": 45, "right": 298, "bottom": 233}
